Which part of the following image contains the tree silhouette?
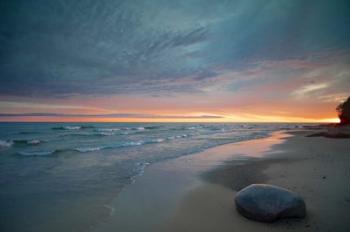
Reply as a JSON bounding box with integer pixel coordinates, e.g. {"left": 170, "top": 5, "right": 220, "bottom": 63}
{"left": 336, "top": 97, "right": 350, "bottom": 125}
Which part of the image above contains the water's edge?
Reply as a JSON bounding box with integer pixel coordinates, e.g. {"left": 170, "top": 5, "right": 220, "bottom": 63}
{"left": 0, "top": 123, "right": 320, "bottom": 232}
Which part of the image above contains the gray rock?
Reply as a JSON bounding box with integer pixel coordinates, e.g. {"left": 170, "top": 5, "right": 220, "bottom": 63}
{"left": 235, "top": 184, "right": 306, "bottom": 222}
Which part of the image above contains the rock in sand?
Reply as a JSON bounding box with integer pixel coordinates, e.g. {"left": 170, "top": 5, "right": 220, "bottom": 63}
{"left": 235, "top": 184, "right": 306, "bottom": 222}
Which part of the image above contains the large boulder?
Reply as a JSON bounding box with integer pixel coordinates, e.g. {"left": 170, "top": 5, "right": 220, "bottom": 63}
{"left": 235, "top": 184, "right": 306, "bottom": 222}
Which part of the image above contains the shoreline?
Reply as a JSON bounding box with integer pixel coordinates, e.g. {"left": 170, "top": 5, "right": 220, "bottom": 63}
{"left": 166, "top": 130, "right": 350, "bottom": 232}
{"left": 93, "top": 129, "right": 350, "bottom": 232}
{"left": 93, "top": 131, "right": 291, "bottom": 232}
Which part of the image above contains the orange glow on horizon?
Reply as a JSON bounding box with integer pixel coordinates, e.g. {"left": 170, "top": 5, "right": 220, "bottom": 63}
{"left": 0, "top": 115, "right": 340, "bottom": 123}
{"left": 1, "top": 90, "right": 344, "bottom": 124}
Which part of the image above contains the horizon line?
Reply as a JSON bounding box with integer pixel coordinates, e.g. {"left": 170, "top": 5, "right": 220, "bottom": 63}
{"left": 0, "top": 120, "right": 337, "bottom": 124}
{"left": 0, "top": 113, "right": 340, "bottom": 124}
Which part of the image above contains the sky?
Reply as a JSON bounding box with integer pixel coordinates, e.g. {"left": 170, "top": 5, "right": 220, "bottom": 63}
{"left": 0, "top": 0, "right": 349, "bottom": 122}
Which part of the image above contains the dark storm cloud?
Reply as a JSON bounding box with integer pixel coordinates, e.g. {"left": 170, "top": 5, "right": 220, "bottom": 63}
{"left": 0, "top": 0, "right": 349, "bottom": 97}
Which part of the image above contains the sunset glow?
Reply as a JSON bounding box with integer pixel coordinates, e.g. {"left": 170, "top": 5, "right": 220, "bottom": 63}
{"left": 1, "top": 0, "right": 349, "bottom": 122}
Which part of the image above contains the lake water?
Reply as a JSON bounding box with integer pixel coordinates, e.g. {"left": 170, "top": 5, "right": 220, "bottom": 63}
{"left": 0, "top": 122, "right": 307, "bottom": 231}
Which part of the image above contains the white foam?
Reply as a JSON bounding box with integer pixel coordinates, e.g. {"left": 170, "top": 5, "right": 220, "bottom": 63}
{"left": 152, "top": 138, "right": 165, "bottom": 143}
{"left": 0, "top": 140, "right": 13, "bottom": 148}
{"left": 124, "top": 141, "right": 144, "bottom": 146}
{"left": 96, "top": 128, "right": 120, "bottom": 132}
{"left": 131, "top": 162, "right": 151, "bottom": 183}
{"left": 18, "top": 150, "right": 54, "bottom": 156}
{"left": 64, "top": 126, "right": 81, "bottom": 130}
{"left": 74, "top": 147, "right": 104, "bottom": 153}
{"left": 27, "top": 139, "right": 41, "bottom": 145}
{"left": 98, "top": 132, "right": 115, "bottom": 136}
{"left": 174, "top": 134, "right": 188, "bottom": 139}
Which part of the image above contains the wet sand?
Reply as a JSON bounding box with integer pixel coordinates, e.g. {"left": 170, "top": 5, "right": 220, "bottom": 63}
{"left": 94, "top": 131, "right": 350, "bottom": 232}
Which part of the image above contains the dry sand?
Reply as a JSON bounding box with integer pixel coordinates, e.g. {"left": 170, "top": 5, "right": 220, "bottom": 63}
{"left": 94, "top": 130, "right": 350, "bottom": 232}
{"left": 165, "top": 131, "right": 350, "bottom": 232}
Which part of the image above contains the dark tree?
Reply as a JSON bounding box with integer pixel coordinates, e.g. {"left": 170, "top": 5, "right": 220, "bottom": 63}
{"left": 336, "top": 97, "right": 350, "bottom": 125}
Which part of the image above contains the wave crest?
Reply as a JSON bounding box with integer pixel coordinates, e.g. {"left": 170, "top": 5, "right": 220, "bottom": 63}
{"left": 74, "top": 146, "right": 106, "bottom": 153}
{"left": 0, "top": 140, "right": 13, "bottom": 148}
{"left": 52, "top": 126, "right": 81, "bottom": 130}
{"left": 18, "top": 150, "right": 55, "bottom": 156}
{"left": 13, "top": 139, "right": 41, "bottom": 145}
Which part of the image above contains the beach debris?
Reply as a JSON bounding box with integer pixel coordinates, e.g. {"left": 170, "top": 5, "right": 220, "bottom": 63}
{"left": 235, "top": 184, "right": 306, "bottom": 222}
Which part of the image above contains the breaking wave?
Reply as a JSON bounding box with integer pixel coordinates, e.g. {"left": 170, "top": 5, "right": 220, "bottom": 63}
{"left": 18, "top": 150, "right": 56, "bottom": 156}
{"left": 0, "top": 140, "right": 13, "bottom": 148}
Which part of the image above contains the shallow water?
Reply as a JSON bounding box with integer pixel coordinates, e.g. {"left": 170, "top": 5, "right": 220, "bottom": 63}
{"left": 0, "top": 122, "right": 310, "bottom": 231}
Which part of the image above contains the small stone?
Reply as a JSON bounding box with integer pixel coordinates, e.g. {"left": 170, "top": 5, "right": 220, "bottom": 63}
{"left": 235, "top": 184, "right": 306, "bottom": 222}
{"left": 322, "top": 176, "right": 326, "bottom": 179}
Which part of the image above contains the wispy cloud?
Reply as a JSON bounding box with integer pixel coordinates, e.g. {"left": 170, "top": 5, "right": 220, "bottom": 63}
{"left": 292, "top": 83, "right": 329, "bottom": 98}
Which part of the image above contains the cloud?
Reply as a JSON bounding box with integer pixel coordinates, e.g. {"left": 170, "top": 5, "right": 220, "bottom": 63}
{"left": 0, "top": 0, "right": 349, "bottom": 98}
{"left": 292, "top": 83, "right": 329, "bottom": 98}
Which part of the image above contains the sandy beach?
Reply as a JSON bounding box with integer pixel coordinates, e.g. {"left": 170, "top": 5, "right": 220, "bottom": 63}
{"left": 2, "top": 1, "right": 349, "bottom": 231}
{"left": 167, "top": 130, "right": 350, "bottom": 232}
{"left": 93, "top": 130, "right": 350, "bottom": 232}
